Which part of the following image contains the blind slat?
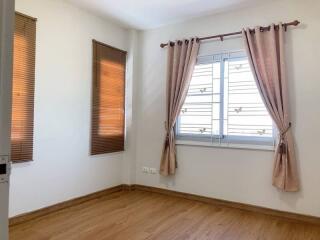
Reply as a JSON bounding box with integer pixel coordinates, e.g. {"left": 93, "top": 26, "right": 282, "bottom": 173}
{"left": 90, "top": 40, "right": 126, "bottom": 155}
{"left": 11, "top": 13, "right": 36, "bottom": 162}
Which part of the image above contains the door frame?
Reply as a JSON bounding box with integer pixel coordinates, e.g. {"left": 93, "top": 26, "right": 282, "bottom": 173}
{"left": 0, "top": 0, "right": 15, "bottom": 239}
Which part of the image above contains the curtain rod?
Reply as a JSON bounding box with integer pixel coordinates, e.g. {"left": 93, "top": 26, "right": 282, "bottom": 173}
{"left": 160, "top": 20, "right": 300, "bottom": 48}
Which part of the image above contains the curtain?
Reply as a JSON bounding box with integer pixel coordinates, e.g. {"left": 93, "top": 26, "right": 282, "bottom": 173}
{"left": 160, "top": 38, "right": 200, "bottom": 176}
{"left": 242, "top": 24, "right": 299, "bottom": 191}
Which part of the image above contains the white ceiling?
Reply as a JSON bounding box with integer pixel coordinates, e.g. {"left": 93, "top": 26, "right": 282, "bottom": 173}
{"left": 67, "top": 0, "right": 268, "bottom": 30}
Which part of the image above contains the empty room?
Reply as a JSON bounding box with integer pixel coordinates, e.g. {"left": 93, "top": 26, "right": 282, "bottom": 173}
{"left": 0, "top": 0, "right": 320, "bottom": 239}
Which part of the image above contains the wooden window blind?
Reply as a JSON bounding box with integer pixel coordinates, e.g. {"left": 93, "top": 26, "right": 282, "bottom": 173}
{"left": 91, "top": 40, "right": 126, "bottom": 155}
{"left": 11, "top": 12, "right": 36, "bottom": 162}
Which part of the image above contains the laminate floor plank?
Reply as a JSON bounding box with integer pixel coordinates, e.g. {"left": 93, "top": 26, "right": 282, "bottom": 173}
{"left": 10, "top": 190, "right": 320, "bottom": 240}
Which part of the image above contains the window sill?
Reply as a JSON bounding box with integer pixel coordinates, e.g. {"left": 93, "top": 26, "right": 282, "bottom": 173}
{"left": 11, "top": 159, "right": 33, "bottom": 164}
{"left": 176, "top": 140, "right": 275, "bottom": 151}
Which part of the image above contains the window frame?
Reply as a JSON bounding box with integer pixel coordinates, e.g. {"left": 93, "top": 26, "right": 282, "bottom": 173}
{"left": 176, "top": 51, "right": 275, "bottom": 149}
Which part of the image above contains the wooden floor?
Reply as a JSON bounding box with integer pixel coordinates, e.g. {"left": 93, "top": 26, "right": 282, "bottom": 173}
{"left": 10, "top": 190, "right": 320, "bottom": 240}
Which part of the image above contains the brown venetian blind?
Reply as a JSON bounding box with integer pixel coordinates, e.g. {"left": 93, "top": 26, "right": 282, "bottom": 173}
{"left": 11, "top": 12, "right": 36, "bottom": 162}
{"left": 91, "top": 40, "right": 126, "bottom": 155}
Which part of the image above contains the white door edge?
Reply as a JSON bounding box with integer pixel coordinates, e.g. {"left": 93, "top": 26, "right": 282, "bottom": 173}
{"left": 0, "top": 1, "right": 15, "bottom": 239}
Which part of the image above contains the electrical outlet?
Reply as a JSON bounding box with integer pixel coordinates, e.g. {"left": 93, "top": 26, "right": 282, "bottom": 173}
{"left": 150, "top": 168, "right": 157, "bottom": 174}
{"left": 142, "top": 167, "right": 157, "bottom": 174}
{"left": 142, "top": 167, "right": 149, "bottom": 173}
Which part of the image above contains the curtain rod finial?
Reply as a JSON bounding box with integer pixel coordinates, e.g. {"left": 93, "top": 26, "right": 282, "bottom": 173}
{"left": 160, "top": 43, "right": 167, "bottom": 48}
{"left": 293, "top": 20, "right": 300, "bottom": 26}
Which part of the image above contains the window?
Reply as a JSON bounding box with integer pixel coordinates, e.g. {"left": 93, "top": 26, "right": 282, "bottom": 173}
{"left": 91, "top": 40, "right": 126, "bottom": 155}
{"left": 11, "top": 12, "right": 36, "bottom": 162}
{"left": 176, "top": 51, "right": 274, "bottom": 146}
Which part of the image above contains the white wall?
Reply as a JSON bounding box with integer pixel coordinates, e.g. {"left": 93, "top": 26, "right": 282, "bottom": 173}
{"left": 135, "top": 0, "right": 320, "bottom": 217}
{"left": 121, "top": 29, "right": 140, "bottom": 185}
{"left": 10, "top": 0, "right": 133, "bottom": 217}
